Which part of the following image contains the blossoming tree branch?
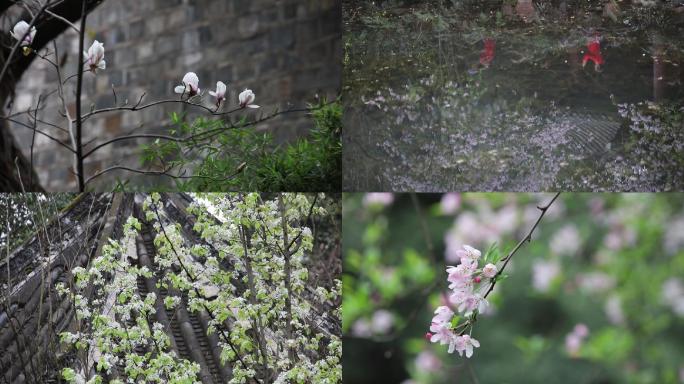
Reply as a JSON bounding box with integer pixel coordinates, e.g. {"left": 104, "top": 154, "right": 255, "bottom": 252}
{"left": 427, "top": 192, "right": 561, "bottom": 358}
{"left": 57, "top": 193, "right": 341, "bottom": 383}
{"left": 1, "top": 0, "right": 318, "bottom": 191}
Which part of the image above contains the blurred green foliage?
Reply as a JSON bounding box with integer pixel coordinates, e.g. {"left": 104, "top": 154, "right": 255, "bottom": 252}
{"left": 343, "top": 193, "right": 684, "bottom": 384}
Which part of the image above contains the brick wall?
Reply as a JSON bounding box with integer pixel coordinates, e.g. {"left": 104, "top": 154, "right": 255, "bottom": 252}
{"left": 8, "top": 0, "right": 341, "bottom": 190}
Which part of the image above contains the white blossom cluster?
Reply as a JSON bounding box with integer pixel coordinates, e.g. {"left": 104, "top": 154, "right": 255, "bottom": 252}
{"left": 147, "top": 193, "right": 341, "bottom": 383}
{"left": 57, "top": 193, "right": 340, "bottom": 383}
{"left": 58, "top": 216, "right": 201, "bottom": 383}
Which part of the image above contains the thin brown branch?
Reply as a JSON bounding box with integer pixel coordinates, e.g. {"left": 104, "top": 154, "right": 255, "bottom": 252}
{"left": 482, "top": 192, "right": 561, "bottom": 300}
{"left": 456, "top": 192, "right": 562, "bottom": 336}
{"left": 74, "top": 0, "right": 87, "bottom": 192}
{"left": 81, "top": 106, "right": 312, "bottom": 159}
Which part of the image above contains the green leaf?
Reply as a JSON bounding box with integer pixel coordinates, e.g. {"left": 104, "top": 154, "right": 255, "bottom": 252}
{"left": 61, "top": 368, "right": 77, "bottom": 382}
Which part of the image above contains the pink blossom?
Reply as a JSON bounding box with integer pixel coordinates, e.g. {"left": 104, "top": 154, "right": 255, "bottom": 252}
{"left": 573, "top": 324, "right": 589, "bottom": 338}
{"left": 432, "top": 306, "right": 454, "bottom": 324}
{"left": 449, "top": 288, "right": 472, "bottom": 307}
{"left": 550, "top": 225, "right": 581, "bottom": 257}
{"left": 664, "top": 215, "right": 684, "bottom": 255}
{"left": 431, "top": 245, "right": 488, "bottom": 357}
{"left": 440, "top": 193, "right": 461, "bottom": 215}
{"left": 457, "top": 293, "right": 488, "bottom": 315}
{"left": 447, "top": 265, "right": 473, "bottom": 290}
{"left": 351, "top": 319, "right": 372, "bottom": 337}
{"left": 576, "top": 272, "right": 615, "bottom": 293}
{"left": 482, "top": 263, "right": 497, "bottom": 278}
{"left": 371, "top": 310, "right": 394, "bottom": 334}
{"left": 565, "top": 323, "right": 589, "bottom": 356}
{"left": 603, "top": 225, "right": 636, "bottom": 250}
{"left": 565, "top": 334, "right": 582, "bottom": 356}
{"left": 532, "top": 260, "right": 560, "bottom": 293}
{"left": 429, "top": 322, "right": 453, "bottom": 346}
{"left": 444, "top": 205, "right": 518, "bottom": 262}
{"left": 662, "top": 278, "right": 684, "bottom": 316}
{"left": 604, "top": 295, "right": 625, "bottom": 325}
{"left": 453, "top": 334, "right": 480, "bottom": 358}
{"left": 456, "top": 245, "right": 481, "bottom": 262}
{"left": 415, "top": 350, "right": 442, "bottom": 373}
{"left": 363, "top": 193, "right": 394, "bottom": 207}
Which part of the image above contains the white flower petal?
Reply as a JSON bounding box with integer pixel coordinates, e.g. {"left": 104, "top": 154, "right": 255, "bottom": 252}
{"left": 182, "top": 72, "right": 199, "bottom": 88}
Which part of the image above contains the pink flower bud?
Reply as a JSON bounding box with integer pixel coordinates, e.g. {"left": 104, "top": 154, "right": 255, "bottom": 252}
{"left": 482, "top": 263, "right": 498, "bottom": 278}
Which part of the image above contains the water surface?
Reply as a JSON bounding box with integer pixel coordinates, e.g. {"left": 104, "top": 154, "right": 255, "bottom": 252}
{"left": 343, "top": 1, "right": 684, "bottom": 191}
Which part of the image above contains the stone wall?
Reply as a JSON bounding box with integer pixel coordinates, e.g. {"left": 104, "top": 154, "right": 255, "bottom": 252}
{"left": 7, "top": 0, "right": 341, "bottom": 190}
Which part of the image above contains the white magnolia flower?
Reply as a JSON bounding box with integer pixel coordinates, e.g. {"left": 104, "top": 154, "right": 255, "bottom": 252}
{"left": 208, "top": 81, "right": 227, "bottom": 106}
{"left": 10, "top": 21, "right": 36, "bottom": 47}
{"left": 482, "top": 263, "right": 498, "bottom": 278}
{"left": 238, "top": 89, "right": 260, "bottom": 108}
{"left": 84, "top": 40, "right": 106, "bottom": 73}
{"left": 174, "top": 72, "right": 200, "bottom": 96}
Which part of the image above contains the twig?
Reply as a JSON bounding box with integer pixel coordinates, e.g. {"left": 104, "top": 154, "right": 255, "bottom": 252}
{"left": 482, "top": 192, "right": 561, "bottom": 300}
{"left": 3, "top": 116, "right": 75, "bottom": 153}
{"left": 457, "top": 192, "right": 562, "bottom": 335}
{"left": 81, "top": 106, "right": 312, "bottom": 159}
{"left": 74, "top": 0, "right": 87, "bottom": 192}
{"left": 45, "top": 9, "right": 80, "bottom": 33}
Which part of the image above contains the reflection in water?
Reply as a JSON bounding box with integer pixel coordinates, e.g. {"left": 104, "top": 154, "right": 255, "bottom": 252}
{"left": 582, "top": 36, "right": 604, "bottom": 72}
{"left": 343, "top": 1, "right": 684, "bottom": 191}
